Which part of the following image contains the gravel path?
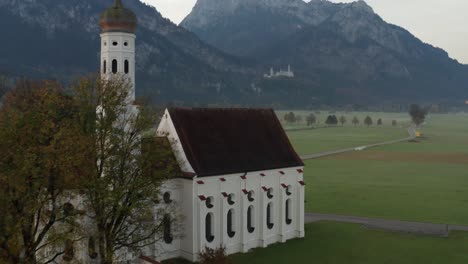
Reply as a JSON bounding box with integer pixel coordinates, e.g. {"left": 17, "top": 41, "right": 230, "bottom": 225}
{"left": 300, "top": 126, "right": 416, "bottom": 160}
{"left": 305, "top": 213, "right": 468, "bottom": 237}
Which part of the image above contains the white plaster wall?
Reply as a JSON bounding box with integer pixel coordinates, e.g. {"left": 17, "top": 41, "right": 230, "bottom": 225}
{"left": 156, "top": 109, "right": 195, "bottom": 174}
{"left": 187, "top": 166, "right": 305, "bottom": 262}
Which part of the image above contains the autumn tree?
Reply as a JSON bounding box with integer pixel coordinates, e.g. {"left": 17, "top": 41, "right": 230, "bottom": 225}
{"left": 352, "top": 116, "right": 359, "bottom": 126}
{"left": 306, "top": 113, "right": 317, "bottom": 126}
{"left": 74, "top": 76, "right": 180, "bottom": 264}
{"left": 377, "top": 118, "right": 383, "bottom": 126}
{"left": 339, "top": 116, "right": 347, "bottom": 126}
{"left": 364, "top": 116, "right": 373, "bottom": 127}
{"left": 409, "top": 104, "right": 428, "bottom": 127}
{"left": 0, "top": 81, "right": 86, "bottom": 263}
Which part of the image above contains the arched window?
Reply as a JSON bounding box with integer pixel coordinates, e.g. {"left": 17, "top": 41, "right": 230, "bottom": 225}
{"left": 63, "top": 240, "right": 74, "bottom": 262}
{"left": 112, "top": 41, "right": 118, "bottom": 46}
{"left": 124, "top": 60, "right": 129, "bottom": 74}
{"left": 163, "top": 215, "right": 173, "bottom": 244}
{"left": 247, "top": 206, "right": 255, "bottom": 233}
{"left": 206, "top": 196, "right": 214, "bottom": 209}
{"left": 227, "top": 209, "right": 236, "bottom": 238}
{"left": 112, "top": 59, "right": 117, "bottom": 74}
{"left": 267, "top": 202, "right": 274, "bottom": 229}
{"left": 205, "top": 213, "right": 214, "bottom": 242}
{"left": 88, "top": 237, "right": 98, "bottom": 259}
{"left": 103, "top": 60, "right": 107, "bottom": 74}
{"left": 286, "top": 199, "right": 292, "bottom": 225}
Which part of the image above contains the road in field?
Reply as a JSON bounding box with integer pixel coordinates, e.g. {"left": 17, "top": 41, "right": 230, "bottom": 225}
{"left": 305, "top": 213, "right": 468, "bottom": 237}
{"left": 299, "top": 126, "right": 416, "bottom": 160}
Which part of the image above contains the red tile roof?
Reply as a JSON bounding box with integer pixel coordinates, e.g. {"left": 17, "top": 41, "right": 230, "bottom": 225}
{"left": 168, "top": 108, "right": 303, "bottom": 177}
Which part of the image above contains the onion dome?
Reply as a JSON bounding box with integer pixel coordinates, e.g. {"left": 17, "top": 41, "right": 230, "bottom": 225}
{"left": 99, "top": 0, "right": 137, "bottom": 33}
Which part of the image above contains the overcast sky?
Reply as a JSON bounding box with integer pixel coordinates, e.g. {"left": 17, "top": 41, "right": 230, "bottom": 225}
{"left": 142, "top": 0, "right": 468, "bottom": 64}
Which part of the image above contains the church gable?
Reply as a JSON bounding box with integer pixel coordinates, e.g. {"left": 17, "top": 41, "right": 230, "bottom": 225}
{"left": 167, "top": 108, "right": 303, "bottom": 177}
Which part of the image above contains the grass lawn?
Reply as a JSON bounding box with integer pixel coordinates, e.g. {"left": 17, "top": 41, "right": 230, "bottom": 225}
{"left": 292, "top": 113, "right": 468, "bottom": 225}
{"left": 230, "top": 222, "right": 468, "bottom": 264}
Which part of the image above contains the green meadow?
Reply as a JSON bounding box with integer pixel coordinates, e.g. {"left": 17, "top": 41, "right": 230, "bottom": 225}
{"left": 233, "top": 112, "right": 468, "bottom": 264}
{"left": 231, "top": 222, "right": 468, "bottom": 264}
{"left": 294, "top": 113, "right": 468, "bottom": 225}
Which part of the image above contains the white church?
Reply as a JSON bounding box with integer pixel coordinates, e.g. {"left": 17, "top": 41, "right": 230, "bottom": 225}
{"left": 48, "top": 0, "right": 305, "bottom": 262}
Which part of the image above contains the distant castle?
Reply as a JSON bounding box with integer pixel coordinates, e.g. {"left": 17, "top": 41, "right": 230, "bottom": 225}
{"left": 263, "top": 65, "right": 295, "bottom": 79}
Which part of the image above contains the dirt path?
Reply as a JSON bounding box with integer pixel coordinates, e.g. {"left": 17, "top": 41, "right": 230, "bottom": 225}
{"left": 305, "top": 212, "right": 468, "bottom": 237}
{"left": 300, "top": 126, "right": 416, "bottom": 160}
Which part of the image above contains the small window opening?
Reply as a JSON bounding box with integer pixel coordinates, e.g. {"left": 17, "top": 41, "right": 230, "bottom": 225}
{"left": 247, "top": 206, "right": 255, "bottom": 233}
{"left": 88, "top": 237, "right": 98, "bottom": 259}
{"left": 163, "top": 192, "right": 172, "bottom": 204}
{"left": 163, "top": 215, "right": 173, "bottom": 244}
{"left": 205, "top": 213, "right": 215, "bottom": 242}
{"left": 112, "top": 41, "right": 118, "bottom": 46}
{"left": 63, "top": 203, "right": 74, "bottom": 217}
{"left": 228, "top": 193, "right": 235, "bottom": 205}
{"left": 103, "top": 60, "right": 107, "bottom": 74}
{"left": 286, "top": 199, "right": 292, "bottom": 225}
{"left": 124, "top": 59, "right": 129, "bottom": 74}
{"left": 248, "top": 191, "right": 255, "bottom": 202}
{"left": 267, "top": 202, "right": 274, "bottom": 229}
{"left": 267, "top": 188, "right": 274, "bottom": 199}
{"left": 63, "top": 240, "right": 74, "bottom": 262}
{"left": 206, "top": 196, "right": 214, "bottom": 209}
{"left": 112, "top": 59, "right": 117, "bottom": 74}
{"left": 227, "top": 209, "right": 236, "bottom": 238}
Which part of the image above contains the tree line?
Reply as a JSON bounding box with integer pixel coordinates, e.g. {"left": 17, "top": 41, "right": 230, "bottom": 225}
{"left": 283, "top": 112, "right": 398, "bottom": 128}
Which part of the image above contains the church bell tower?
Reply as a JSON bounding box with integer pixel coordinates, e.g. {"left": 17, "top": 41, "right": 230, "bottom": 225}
{"left": 99, "top": 0, "right": 137, "bottom": 101}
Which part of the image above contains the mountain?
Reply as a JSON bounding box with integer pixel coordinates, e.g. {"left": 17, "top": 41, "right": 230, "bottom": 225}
{"left": 0, "top": 0, "right": 254, "bottom": 105}
{"left": 182, "top": 0, "right": 468, "bottom": 105}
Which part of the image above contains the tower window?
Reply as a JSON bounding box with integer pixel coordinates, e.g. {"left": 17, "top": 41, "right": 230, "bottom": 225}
{"left": 124, "top": 60, "right": 129, "bottom": 74}
{"left": 103, "top": 60, "right": 107, "bottom": 74}
{"left": 112, "top": 41, "right": 118, "bottom": 46}
{"left": 124, "top": 42, "right": 128, "bottom": 46}
{"left": 112, "top": 59, "right": 117, "bottom": 74}
{"left": 205, "top": 213, "right": 215, "bottom": 243}
{"left": 103, "top": 42, "right": 107, "bottom": 46}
